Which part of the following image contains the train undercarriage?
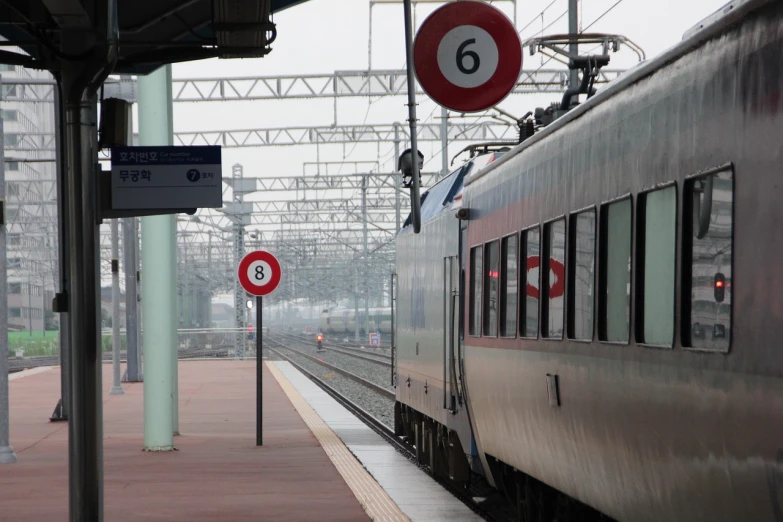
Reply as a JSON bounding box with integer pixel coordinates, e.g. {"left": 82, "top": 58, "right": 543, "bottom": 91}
{"left": 395, "top": 402, "right": 613, "bottom": 522}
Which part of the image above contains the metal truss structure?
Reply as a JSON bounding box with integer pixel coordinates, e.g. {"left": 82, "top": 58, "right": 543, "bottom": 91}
{"left": 4, "top": 60, "right": 629, "bottom": 326}
{"left": 0, "top": 69, "right": 625, "bottom": 103}
{"left": 7, "top": 121, "right": 516, "bottom": 152}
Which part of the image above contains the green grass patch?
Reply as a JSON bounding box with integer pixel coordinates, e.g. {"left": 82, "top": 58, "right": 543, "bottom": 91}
{"left": 7, "top": 331, "right": 126, "bottom": 358}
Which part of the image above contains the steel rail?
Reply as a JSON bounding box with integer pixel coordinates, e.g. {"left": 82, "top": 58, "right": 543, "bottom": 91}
{"left": 268, "top": 338, "right": 394, "bottom": 398}
{"left": 266, "top": 345, "right": 397, "bottom": 438}
{"left": 276, "top": 332, "right": 391, "bottom": 365}
{"left": 265, "top": 341, "right": 496, "bottom": 521}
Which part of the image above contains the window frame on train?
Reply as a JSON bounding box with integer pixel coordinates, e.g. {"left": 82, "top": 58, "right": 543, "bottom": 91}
{"left": 567, "top": 207, "right": 597, "bottom": 342}
{"left": 681, "top": 164, "right": 734, "bottom": 353}
{"left": 499, "top": 233, "right": 519, "bottom": 338}
{"left": 635, "top": 183, "right": 678, "bottom": 348}
{"left": 483, "top": 239, "right": 501, "bottom": 338}
{"left": 598, "top": 195, "right": 634, "bottom": 344}
{"left": 468, "top": 244, "right": 483, "bottom": 337}
{"left": 542, "top": 217, "right": 566, "bottom": 340}
{"left": 520, "top": 225, "right": 541, "bottom": 339}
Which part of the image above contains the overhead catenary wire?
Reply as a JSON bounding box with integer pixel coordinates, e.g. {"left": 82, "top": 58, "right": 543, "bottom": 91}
{"left": 582, "top": 0, "right": 625, "bottom": 32}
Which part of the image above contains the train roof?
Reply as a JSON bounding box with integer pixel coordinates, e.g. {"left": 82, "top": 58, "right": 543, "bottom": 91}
{"left": 464, "top": 0, "right": 772, "bottom": 189}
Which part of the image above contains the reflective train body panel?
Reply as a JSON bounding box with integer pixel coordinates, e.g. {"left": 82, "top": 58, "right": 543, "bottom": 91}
{"left": 394, "top": 1, "right": 783, "bottom": 519}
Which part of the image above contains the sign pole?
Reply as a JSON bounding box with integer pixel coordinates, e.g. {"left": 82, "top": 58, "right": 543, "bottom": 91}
{"left": 237, "top": 249, "right": 280, "bottom": 448}
{"left": 256, "top": 294, "right": 262, "bottom": 446}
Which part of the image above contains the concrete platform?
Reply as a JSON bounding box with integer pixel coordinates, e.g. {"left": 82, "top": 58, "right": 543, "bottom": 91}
{"left": 0, "top": 360, "right": 374, "bottom": 521}
{"left": 272, "top": 362, "right": 483, "bottom": 522}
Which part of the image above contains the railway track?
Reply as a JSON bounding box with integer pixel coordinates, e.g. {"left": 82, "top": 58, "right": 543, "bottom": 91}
{"left": 277, "top": 331, "right": 391, "bottom": 365}
{"left": 265, "top": 337, "right": 496, "bottom": 521}
{"left": 285, "top": 330, "right": 391, "bottom": 351}
{"left": 266, "top": 337, "right": 393, "bottom": 398}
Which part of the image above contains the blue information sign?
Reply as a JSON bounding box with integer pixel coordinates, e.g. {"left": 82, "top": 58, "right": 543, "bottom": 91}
{"left": 110, "top": 146, "right": 223, "bottom": 210}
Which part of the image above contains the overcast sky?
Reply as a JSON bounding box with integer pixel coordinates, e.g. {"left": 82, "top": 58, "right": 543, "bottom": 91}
{"left": 167, "top": 0, "right": 729, "bottom": 194}
{"left": 151, "top": 0, "right": 731, "bottom": 302}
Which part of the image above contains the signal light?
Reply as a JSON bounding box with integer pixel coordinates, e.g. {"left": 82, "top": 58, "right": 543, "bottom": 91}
{"left": 714, "top": 273, "right": 726, "bottom": 303}
{"left": 249, "top": 325, "right": 254, "bottom": 332}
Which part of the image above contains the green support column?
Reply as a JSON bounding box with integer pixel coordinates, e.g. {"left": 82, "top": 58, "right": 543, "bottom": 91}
{"left": 139, "top": 64, "right": 178, "bottom": 450}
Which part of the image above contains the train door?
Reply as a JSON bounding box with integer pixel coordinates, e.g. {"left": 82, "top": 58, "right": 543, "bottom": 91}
{"left": 443, "top": 256, "right": 459, "bottom": 412}
{"left": 391, "top": 272, "right": 397, "bottom": 388}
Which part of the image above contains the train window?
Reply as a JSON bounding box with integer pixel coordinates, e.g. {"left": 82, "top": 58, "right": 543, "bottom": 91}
{"left": 568, "top": 209, "right": 596, "bottom": 341}
{"left": 636, "top": 185, "right": 676, "bottom": 347}
{"left": 520, "top": 227, "right": 540, "bottom": 338}
{"left": 500, "top": 234, "right": 518, "bottom": 337}
{"left": 542, "top": 219, "right": 565, "bottom": 339}
{"left": 682, "top": 167, "right": 733, "bottom": 352}
{"left": 469, "top": 246, "right": 482, "bottom": 336}
{"left": 599, "top": 198, "right": 632, "bottom": 343}
{"left": 483, "top": 240, "right": 500, "bottom": 337}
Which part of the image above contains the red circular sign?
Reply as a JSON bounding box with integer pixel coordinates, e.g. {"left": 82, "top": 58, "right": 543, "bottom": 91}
{"left": 237, "top": 250, "right": 282, "bottom": 296}
{"left": 526, "top": 256, "right": 564, "bottom": 300}
{"left": 413, "top": 1, "right": 522, "bottom": 113}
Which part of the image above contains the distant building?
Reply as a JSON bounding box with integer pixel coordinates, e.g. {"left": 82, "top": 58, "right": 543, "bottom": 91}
{"left": 3, "top": 62, "right": 58, "bottom": 332}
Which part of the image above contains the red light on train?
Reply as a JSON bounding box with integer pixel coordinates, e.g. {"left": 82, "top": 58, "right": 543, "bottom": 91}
{"left": 714, "top": 273, "right": 726, "bottom": 303}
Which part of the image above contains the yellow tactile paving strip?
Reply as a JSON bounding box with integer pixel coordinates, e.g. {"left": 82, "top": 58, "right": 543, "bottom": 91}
{"left": 267, "top": 361, "right": 411, "bottom": 522}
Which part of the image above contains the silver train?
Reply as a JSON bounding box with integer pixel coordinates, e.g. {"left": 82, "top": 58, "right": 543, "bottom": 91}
{"left": 394, "top": 1, "right": 783, "bottom": 520}
{"left": 319, "top": 307, "right": 392, "bottom": 336}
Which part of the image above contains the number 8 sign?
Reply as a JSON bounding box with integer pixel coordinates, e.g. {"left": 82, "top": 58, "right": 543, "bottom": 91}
{"left": 238, "top": 250, "right": 282, "bottom": 296}
{"left": 413, "top": 1, "right": 522, "bottom": 113}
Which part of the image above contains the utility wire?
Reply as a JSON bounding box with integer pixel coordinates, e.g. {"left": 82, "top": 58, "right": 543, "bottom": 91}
{"left": 517, "top": 0, "right": 558, "bottom": 36}
{"left": 582, "top": 0, "right": 625, "bottom": 32}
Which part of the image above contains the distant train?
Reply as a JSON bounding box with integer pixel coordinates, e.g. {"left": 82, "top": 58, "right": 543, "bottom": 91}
{"left": 319, "top": 307, "right": 392, "bottom": 336}
{"left": 394, "top": 1, "right": 783, "bottom": 521}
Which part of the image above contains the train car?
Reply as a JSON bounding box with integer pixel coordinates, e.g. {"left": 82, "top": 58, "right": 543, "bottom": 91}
{"left": 394, "top": 1, "right": 783, "bottom": 520}
{"left": 320, "top": 306, "right": 393, "bottom": 336}
{"left": 395, "top": 151, "right": 505, "bottom": 481}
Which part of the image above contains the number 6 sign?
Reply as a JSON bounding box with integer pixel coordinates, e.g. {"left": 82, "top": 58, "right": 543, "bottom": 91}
{"left": 238, "top": 250, "right": 282, "bottom": 296}
{"left": 413, "top": 1, "right": 522, "bottom": 113}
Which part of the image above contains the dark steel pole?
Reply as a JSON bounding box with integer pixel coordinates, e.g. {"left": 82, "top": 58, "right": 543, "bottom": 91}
{"left": 402, "top": 0, "right": 422, "bottom": 234}
{"left": 51, "top": 78, "right": 70, "bottom": 422}
{"left": 256, "top": 295, "right": 262, "bottom": 446}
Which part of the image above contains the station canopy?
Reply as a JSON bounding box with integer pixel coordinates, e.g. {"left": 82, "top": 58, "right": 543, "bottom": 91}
{"left": 0, "top": 0, "right": 309, "bottom": 74}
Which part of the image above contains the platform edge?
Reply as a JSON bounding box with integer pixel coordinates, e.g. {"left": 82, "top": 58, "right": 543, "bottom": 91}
{"left": 266, "top": 360, "right": 410, "bottom": 522}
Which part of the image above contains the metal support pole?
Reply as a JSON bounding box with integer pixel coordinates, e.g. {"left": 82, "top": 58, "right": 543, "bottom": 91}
{"left": 51, "top": 80, "right": 71, "bottom": 421}
{"left": 394, "top": 123, "right": 401, "bottom": 232}
{"left": 368, "top": 3, "right": 373, "bottom": 70}
{"left": 122, "top": 217, "right": 141, "bottom": 381}
{"left": 569, "top": 0, "right": 579, "bottom": 91}
{"left": 139, "top": 65, "right": 175, "bottom": 451}
{"left": 362, "top": 177, "right": 369, "bottom": 341}
{"left": 0, "top": 111, "right": 18, "bottom": 464}
{"left": 207, "top": 232, "right": 213, "bottom": 327}
{"left": 62, "top": 33, "right": 115, "bottom": 518}
{"left": 256, "top": 295, "right": 263, "bottom": 446}
{"left": 233, "top": 165, "right": 246, "bottom": 358}
{"left": 403, "top": 0, "right": 422, "bottom": 234}
{"left": 109, "top": 220, "right": 123, "bottom": 395}
{"left": 354, "top": 267, "right": 360, "bottom": 343}
{"left": 440, "top": 106, "right": 448, "bottom": 178}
